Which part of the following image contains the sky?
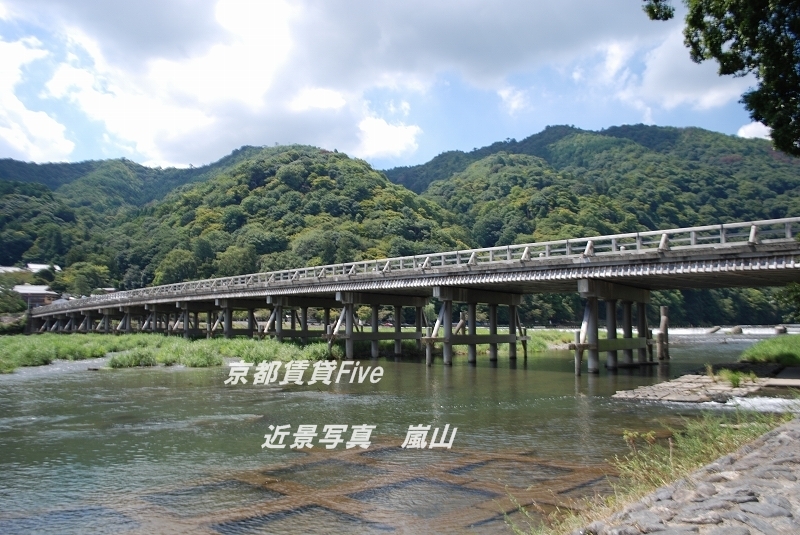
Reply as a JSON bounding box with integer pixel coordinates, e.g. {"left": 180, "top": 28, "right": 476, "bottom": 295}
{"left": 0, "top": 0, "right": 771, "bottom": 171}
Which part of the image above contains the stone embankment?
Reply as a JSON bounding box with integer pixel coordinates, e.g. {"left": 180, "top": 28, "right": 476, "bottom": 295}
{"left": 574, "top": 417, "right": 800, "bottom": 535}
{"left": 612, "top": 365, "right": 800, "bottom": 403}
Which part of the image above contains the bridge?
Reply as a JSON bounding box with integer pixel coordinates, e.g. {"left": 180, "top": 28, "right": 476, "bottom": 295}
{"left": 28, "top": 217, "right": 800, "bottom": 373}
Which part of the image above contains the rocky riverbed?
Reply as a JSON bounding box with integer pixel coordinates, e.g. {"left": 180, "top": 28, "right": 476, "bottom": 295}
{"left": 612, "top": 365, "right": 800, "bottom": 403}
{"left": 574, "top": 417, "right": 800, "bottom": 535}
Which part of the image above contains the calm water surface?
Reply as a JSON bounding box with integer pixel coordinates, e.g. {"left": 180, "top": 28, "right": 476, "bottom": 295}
{"left": 0, "top": 338, "right": 759, "bottom": 534}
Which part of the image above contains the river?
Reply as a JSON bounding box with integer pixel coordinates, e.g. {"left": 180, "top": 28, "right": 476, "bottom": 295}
{"left": 0, "top": 338, "right": 769, "bottom": 534}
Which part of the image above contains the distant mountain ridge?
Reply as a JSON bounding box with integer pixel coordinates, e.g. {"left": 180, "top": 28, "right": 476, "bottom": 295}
{"left": 383, "top": 124, "right": 799, "bottom": 195}
{"left": 1, "top": 125, "right": 798, "bottom": 325}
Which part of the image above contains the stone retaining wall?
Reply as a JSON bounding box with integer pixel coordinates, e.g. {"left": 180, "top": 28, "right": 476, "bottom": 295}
{"left": 574, "top": 417, "right": 800, "bottom": 535}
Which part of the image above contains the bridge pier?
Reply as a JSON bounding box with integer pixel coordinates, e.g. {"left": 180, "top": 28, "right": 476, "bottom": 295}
{"left": 394, "top": 305, "right": 402, "bottom": 356}
{"left": 371, "top": 304, "right": 379, "bottom": 358}
{"left": 586, "top": 297, "right": 599, "bottom": 373}
{"left": 637, "top": 302, "right": 648, "bottom": 363}
{"left": 622, "top": 301, "right": 633, "bottom": 364}
{"left": 415, "top": 306, "right": 423, "bottom": 351}
{"left": 223, "top": 308, "right": 233, "bottom": 339}
{"left": 345, "top": 303, "right": 354, "bottom": 360}
{"left": 606, "top": 299, "right": 617, "bottom": 370}
{"left": 275, "top": 305, "right": 283, "bottom": 342}
{"left": 576, "top": 280, "right": 652, "bottom": 375}
{"left": 488, "top": 304, "right": 498, "bottom": 362}
{"left": 508, "top": 304, "right": 517, "bottom": 360}
{"left": 467, "top": 302, "right": 477, "bottom": 364}
{"left": 442, "top": 299, "right": 453, "bottom": 366}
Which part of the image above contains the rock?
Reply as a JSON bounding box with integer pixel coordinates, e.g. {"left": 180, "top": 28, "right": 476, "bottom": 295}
{"left": 751, "top": 466, "right": 797, "bottom": 481}
{"left": 706, "top": 527, "right": 749, "bottom": 535}
{"left": 674, "top": 510, "right": 722, "bottom": 524}
{"left": 705, "top": 473, "right": 732, "bottom": 483}
{"left": 762, "top": 494, "right": 792, "bottom": 512}
{"left": 584, "top": 520, "right": 607, "bottom": 534}
{"left": 722, "top": 511, "right": 780, "bottom": 535}
{"left": 715, "top": 487, "right": 758, "bottom": 503}
{"left": 693, "top": 482, "right": 717, "bottom": 497}
{"left": 739, "top": 501, "right": 792, "bottom": 518}
{"left": 775, "top": 325, "right": 787, "bottom": 334}
{"left": 730, "top": 326, "right": 743, "bottom": 334}
{"left": 628, "top": 510, "right": 665, "bottom": 533}
{"left": 603, "top": 525, "right": 640, "bottom": 535}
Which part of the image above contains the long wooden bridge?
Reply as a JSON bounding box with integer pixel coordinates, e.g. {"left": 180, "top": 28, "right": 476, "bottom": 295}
{"left": 28, "top": 217, "right": 800, "bottom": 373}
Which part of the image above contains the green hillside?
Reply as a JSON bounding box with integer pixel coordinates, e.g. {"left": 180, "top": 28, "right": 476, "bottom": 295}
{"left": 1, "top": 125, "right": 798, "bottom": 326}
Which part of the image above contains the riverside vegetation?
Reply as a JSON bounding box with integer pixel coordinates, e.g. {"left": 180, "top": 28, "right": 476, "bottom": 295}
{"left": 510, "top": 410, "right": 795, "bottom": 535}
{"left": 0, "top": 333, "right": 333, "bottom": 373}
{"left": 2, "top": 125, "right": 800, "bottom": 326}
{"left": 0, "top": 328, "right": 576, "bottom": 373}
{"left": 740, "top": 333, "right": 800, "bottom": 366}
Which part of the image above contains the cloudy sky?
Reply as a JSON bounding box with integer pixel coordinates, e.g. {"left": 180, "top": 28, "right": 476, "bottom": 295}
{"left": 0, "top": 0, "right": 769, "bottom": 170}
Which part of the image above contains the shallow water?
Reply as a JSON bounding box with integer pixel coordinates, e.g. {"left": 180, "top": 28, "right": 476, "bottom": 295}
{"left": 0, "top": 338, "right": 761, "bottom": 533}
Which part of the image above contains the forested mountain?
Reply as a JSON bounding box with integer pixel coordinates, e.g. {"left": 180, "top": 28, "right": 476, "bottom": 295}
{"left": 1, "top": 125, "right": 798, "bottom": 326}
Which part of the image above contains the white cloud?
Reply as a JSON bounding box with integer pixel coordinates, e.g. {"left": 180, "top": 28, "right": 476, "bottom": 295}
{"left": 0, "top": 2, "right": 8, "bottom": 21}
{"left": 498, "top": 86, "right": 529, "bottom": 115}
{"left": 0, "top": 37, "right": 74, "bottom": 161}
{"left": 737, "top": 122, "right": 770, "bottom": 140}
{"left": 45, "top": 60, "right": 213, "bottom": 166}
{"left": 0, "top": 1, "right": 766, "bottom": 166}
{"left": 619, "top": 28, "right": 753, "bottom": 113}
{"left": 600, "top": 42, "right": 633, "bottom": 83}
{"left": 289, "top": 87, "right": 346, "bottom": 112}
{"left": 354, "top": 116, "right": 421, "bottom": 159}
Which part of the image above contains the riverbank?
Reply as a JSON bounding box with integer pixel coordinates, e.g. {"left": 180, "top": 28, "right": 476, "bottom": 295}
{"left": 570, "top": 414, "right": 800, "bottom": 535}
{"left": 0, "top": 329, "right": 579, "bottom": 373}
{"left": 0, "top": 334, "right": 333, "bottom": 373}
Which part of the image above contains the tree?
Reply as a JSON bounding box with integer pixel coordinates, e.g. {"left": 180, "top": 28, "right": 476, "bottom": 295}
{"left": 776, "top": 282, "right": 800, "bottom": 322}
{"left": 153, "top": 250, "right": 198, "bottom": 285}
{"left": 214, "top": 245, "right": 257, "bottom": 277}
{"left": 644, "top": 0, "right": 800, "bottom": 155}
{"left": 52, "top": 262, "right": 110, "bottom": 296}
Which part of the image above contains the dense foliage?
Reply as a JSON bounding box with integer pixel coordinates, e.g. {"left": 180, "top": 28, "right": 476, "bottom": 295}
{"left": 1, "top": 126, "right": 798, "bottom": 326}
{"left": 643, "top": 0, "right": 800, "bottom": 156}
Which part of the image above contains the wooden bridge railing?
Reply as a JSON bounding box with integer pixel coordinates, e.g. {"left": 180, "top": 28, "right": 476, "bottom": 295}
{"left": 32, "top": 217, "right": 800, "bottom": 315}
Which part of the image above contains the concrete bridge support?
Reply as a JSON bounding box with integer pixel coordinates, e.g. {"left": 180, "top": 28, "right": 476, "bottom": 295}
{"left": 442, "top": 299, "right": 453, "bottom": 365}
{"left": 508, "top": 304, "right": 517, "bottom": 360}
{"left": 577, "top": 280, "right": 652, "bottom": 375}
{"left": 394, "top": 305, "right": 402, "bottom": 356}
{"left": 415, "top": 307, "right": 423, "bottom": 351}
{"left": 637, "top": 302, "right": 648, "bottom": 363}
{"left": 371, "top": 304, "right": 379, "bottom": 358}
{"left": 345, "top": 303, "right": 354, "bottom": 360}
{"left": 488, "top": 304, "right": 498, "bottom": 362}
{"left": 606, "top": 299, "right": 617, "bottom": 370}
{"left": 622, "top": 301, "right": 633, "bottom": 364}
{"left": 430, "top": 287, "right": 524, "bottom": 366}
{"left": 467, "top": 303, "right": 477, "bottom": 364}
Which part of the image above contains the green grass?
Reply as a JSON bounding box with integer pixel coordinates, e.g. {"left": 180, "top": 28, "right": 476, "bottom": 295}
{"left": 0, "top": 333, "right": 164, "bottom": 373}
{"left": 0, "top": 333, "right": 334, "bottom": 372}
{"left": 740, "top": 334, "right": 800, "bottom": 366}
{"left": 511, "top": 411, "right": 794, "bottom": 535}
{"left": 717, "top": 368, "right": 757, "bottom": 388}
{"left": 0, "top": 327, "right": 579, "bottom": 373}
{"left": 108, "top": 347, "right": 157, "bottom": 368}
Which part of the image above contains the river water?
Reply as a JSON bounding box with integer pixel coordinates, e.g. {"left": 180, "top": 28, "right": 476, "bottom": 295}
{"left": 0, "top": 338, "right": 768, "bottom": 534}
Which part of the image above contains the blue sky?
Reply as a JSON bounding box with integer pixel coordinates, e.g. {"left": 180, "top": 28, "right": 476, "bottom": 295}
{"left": 0, "top": 0, "right": 769, "bottom": 170}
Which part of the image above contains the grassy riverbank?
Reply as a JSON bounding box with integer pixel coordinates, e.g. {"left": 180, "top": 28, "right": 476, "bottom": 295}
{"left": 0, "top": 334, "right": 334, "bottom": 373}
{"left": 0, "top": 329, "right": 577, "bottom": 373}
{"left": 740, "top": 334, "right": 800, "bottom": 366}
{"left": 512, "top": 411, "right": 795, "bottom": 535}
